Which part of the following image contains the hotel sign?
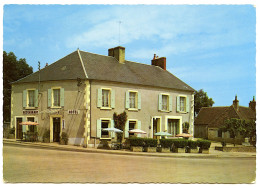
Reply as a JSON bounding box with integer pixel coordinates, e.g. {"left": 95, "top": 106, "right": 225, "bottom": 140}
{"left": 23, "top": 110, "right": 39, "bottom": 115}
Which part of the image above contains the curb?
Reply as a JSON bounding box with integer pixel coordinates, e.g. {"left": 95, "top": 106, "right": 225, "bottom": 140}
{"left": 3, "top": 140, "right": 256, "bottom": 159}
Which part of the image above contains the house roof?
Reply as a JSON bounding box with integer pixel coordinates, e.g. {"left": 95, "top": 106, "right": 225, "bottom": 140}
{"left": 195, "top": 105, "right": 256, "bottom": 128}
{"left": 13, "top": 50, "right": 195, "bottom": 92}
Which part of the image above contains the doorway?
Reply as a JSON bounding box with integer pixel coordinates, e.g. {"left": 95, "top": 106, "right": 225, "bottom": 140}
{"left": 153, "top": 117, "right": 161, "bottom": 139}
{"left": 53, "top": 117, "right": 61, "bottom": 142}
{"left": 16, "top": 117, "right": 23, "bottom": 139}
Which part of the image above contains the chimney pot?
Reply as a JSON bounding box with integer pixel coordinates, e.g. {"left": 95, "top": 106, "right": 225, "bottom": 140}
{"left": 233, "top": 95, "right": 239, "bottom": 111}
{"left": 108, "top": 46, "right": 125, "bottom": 63}
{"left": 249, "top": 96, "right": 256, "bottom": 111}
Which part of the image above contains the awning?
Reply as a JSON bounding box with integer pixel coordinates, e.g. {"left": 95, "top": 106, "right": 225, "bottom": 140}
{"left": 19, "top": 121, "right": 39, "bottom": 126}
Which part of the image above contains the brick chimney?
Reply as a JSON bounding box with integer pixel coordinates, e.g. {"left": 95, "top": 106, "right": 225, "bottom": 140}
{"left": 151, "top": 54, "right": 166, "bottom": 70}
{"left": 108, "top": 46, "right": 125, "bottom": 63}
{"left": 249, "top": 96, "right": 256, "bottom": 111}
{"left": 233, "top": 95, "right": 239, "bottom": 111}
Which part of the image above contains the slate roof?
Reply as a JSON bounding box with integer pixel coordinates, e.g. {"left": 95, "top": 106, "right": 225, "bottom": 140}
{"left": 195, "top": 105, "right": 256, "bottom": 128}
{"left": 13, "top": 50, "right": 195, "bottom": 92}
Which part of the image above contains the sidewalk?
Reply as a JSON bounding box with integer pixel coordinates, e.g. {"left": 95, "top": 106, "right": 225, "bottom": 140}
{"left": 3, "top": 138, "right": 256, "bottom": 159}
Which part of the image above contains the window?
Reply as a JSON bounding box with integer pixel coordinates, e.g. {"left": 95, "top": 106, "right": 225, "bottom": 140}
{"left": 97, "top": 88, "right": 115, "bottom": 109}
{"left": 53, "top": 89, "right": 60, "bottom": 107}
{"left": 129, "top": 121, "right": 136, "bottom": 137}
{"left": 102, "top": 89, "right": 110, "bottom": 107}
{"left": 101, "top": 120, "right": 110, "bottom": 138}
{"left": 177, "top": 95, "right": 189, "bottom": 113}
{"left": 129, "top": 92, "right": 137, "bottom": 108}
{"left": 28, "top": 90, "right": 35, "bottom": 107}
{"left": 48, "top": 88, "right": 64, "bottom": 108}
{"left": 180, "top": 97, "right": 186, "bottom": 112}
{"left": 159, "top": 94, "right": 172, "bottom": 112}
{"left": 23, "top": 89, "right": 38, "bottom": 108}
{"left": 168, "top": 119, "right": 179, "bottom": 136}
{"left": 162, "top": 95, "right": 169, "bottom": 111}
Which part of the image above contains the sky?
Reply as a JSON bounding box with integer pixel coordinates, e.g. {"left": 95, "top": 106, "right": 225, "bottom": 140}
{"left": 3, "top": 4, "right": 256, "bottom": 107}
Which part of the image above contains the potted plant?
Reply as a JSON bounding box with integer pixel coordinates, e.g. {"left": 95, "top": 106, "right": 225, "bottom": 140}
{"left": 143, "top": 138, "right": 157, "bottom": 152}
{"left": 198, "top": 139, "right": 211, "bottom": 154}
{"left": 129, "top": 137, "right": 144, "bottom": 152}
{"left": 42, "top": 129, "right": 50, "bottom": 143}
{"left": 60, "top": 132, "right": 69, "bottom": 145}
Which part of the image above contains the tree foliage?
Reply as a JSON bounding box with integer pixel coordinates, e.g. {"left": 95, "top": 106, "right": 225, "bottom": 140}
{"left": 113, "top": 111, "right": 127, "bottom": 143}
{"left": 3, "top": 51, "right": 33, "bottom": 122}
{"left": 220, "top": 118, "right": 256, "bottom": 146}
{"left": 194, "top": 89, "right": 214, "bottom": 117}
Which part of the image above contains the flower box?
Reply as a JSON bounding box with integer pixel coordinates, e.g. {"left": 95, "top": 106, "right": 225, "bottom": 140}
{"left": 143, "top": 147, "right": 157, "bottom": 153}
{"left": 130, "top": 146, "right": 143, "bottom": 152}
{"left": 176, "top": 148, "right": 186, "bottom": 153}
{"left": 158, "top": 147, "right": 171, "bottom": 153}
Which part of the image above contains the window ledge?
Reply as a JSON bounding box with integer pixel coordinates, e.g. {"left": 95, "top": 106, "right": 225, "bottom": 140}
{"left": 127, "top": 108, "right": 139, "bottom": 111}
{"left": 100, "top": 137, "right": 112, "bottom": 140}
{"left": 177, "top": 111, "right": 188, "bottom": 114}
{"left": 159, "top": 110, "right": 171, "bottom": 113}
{"left": 51, "top": 106, "right": 62, "bottom": 109}
{"left": 25, "top": 107, "right": 37, "bottom": 110}
{"left": 100, "top": 107, "right": 112, "bottom": 110}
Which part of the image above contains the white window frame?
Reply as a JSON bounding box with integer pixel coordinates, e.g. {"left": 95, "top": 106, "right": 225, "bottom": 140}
{"left": 25, "top": 88, "right": 37, "bottom": 109}
{"left": 128, "top": 119, "right": 138, "bottom": 137}
{"left": 52, "top": 87, "right": 61, "bottom": 108}
{"left": 128, "top": 90, "right": 138, "bottom": 110}
{"left": 101, "top": 88, "right": 111, "bottom": 108}
{"left": 159, "top": 93, "right": 171, "bottom": 112}
{"left": 100, "top": 118, "right": 112, "bottom": 139}
{"left": 165, "top": 116, "right": 183, "bottom": 137}
{"left": 177, "top": 95, "right": 189, "bottom": 113}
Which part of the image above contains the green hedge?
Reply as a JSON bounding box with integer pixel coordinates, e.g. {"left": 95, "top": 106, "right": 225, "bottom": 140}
{"left": 129, "top": 137, "right": 157, "bottom": 147}
{"left": 187, "top": 140, "right": 198, "bottom": 149}
{"left": 197, "top": 139, "right": 211, "bottom": 149}
{"left": 160, "top": 139, "right": 188, "bottom": 148}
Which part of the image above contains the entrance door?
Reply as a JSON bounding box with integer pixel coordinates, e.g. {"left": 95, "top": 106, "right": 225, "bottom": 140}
{"left": 16, "top": 118, "right": 23, "bottom": 139}
{"left": 153, "top": 118, "right": 159, "bottom": 139}
{"left": 53, "top": 117, "right": 61, "bottom": 142}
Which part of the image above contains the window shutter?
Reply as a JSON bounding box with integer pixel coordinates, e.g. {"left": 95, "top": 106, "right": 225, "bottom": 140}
{"left": 137, "top": 121, "right": 141, "bottom": 138}
{"left": 176, "top": 96, "right": 180, "bottom": 112}
{"left": 60, "top": 88, "right": 65, "bottom": 107}
{"left": 125, "top": 91, "right": 129, "bottom": 109}
{"left": 96, "top": 119, "right": 101, "bottom": 138}
{"left": 169, "top": 95, "right": 172, "bottom": 112}
{"left": 34, "top": 89, "right": 38, "bottom": 107}
{"left": 110, "top": 120, "right": 115, "bottom": 138}
{"left": 138, "top": 92, "right": 141, "bottom": 110}
{"left": 22, "top": 117, "right": 26, "bottom": 133}
{"left": 111, "top": 90, "right": 115, "bottom": 108}
{"left": 35, "top": 116, "right": 38, "bottom": 132}
{"left": 158, "top": 94, "right": 162, "bottom": 111}
{"left": 125, "top": 120, "right": 129, "bottom": 138}
{"left": 48, "top": 89, "right": 52, "bottom": 107}
{"left": 97, "top": 89, "right": 102, "bottom": 108}
{"left": 23, "top": 90, "right": 27, "bottom": 108}
{"left": 186, "top": 96, "right": 189, "bottom": 112}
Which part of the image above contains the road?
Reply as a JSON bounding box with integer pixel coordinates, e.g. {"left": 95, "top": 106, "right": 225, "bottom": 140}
{"left": 3, "top": 144, "right": 256, "bottom": 183}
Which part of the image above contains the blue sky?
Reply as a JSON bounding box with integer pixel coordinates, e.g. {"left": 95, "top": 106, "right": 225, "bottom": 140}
{"left": 3, "top": 4, "right": 256, "bottom": 107}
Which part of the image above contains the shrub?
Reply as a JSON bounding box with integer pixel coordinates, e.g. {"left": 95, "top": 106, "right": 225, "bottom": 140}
{"left": 61, "top": 132, "right": 69, "bottom": 145}
{"left": 143, "top": 138, "right": 157, "bottom": 147}
{"left": 129, "top": 137, "right": 145, "bottom": 147}
{"left": 43, "top": 129, "right": 50, "bottom": 139}
{"left": 197, "top": 139, "right": 211, "bottom": 149}
{"left": 187, "top": 140, "right": 198, "bottom": 149}
{"left": 160, "top": 139, "right": 188, "bottom": 148}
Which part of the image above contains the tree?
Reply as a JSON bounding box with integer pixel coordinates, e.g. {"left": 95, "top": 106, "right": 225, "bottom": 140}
{"left": 240, "top": 119, "right": 256, "bottom": 145}
{"left": 3, "top": 51, "right": 33, "bottom": 122}
{"left": 194, "top": 89, "right": 214, "bottom": 117}
{"left": 113, "top": 111, "right": 127, "bottom": 143}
